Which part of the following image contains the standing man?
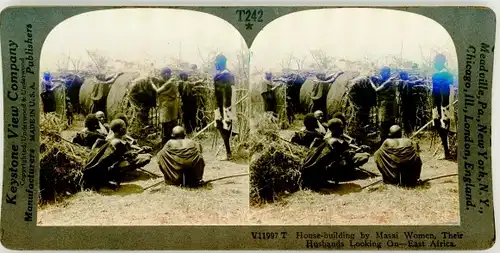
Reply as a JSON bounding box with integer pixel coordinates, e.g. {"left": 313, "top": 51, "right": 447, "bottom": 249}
{"left": 369, "top": 66, "right": 398, "bottom": 143}
{"left": 431, "top": 54, "right": 454, "bottom": 159}
{"left": 213, "top": 54, "right": 236, "bottom": 161}
{"left": 151, "top": 67, "right": 180, "bottom": 145}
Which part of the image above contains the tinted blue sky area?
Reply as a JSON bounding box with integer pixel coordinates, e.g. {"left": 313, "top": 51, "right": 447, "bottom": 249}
{"left": 250, "top": 8, "right": 457, "bottom": 75}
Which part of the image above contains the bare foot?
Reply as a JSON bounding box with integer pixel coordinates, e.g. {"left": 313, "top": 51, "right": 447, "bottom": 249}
{"left": 437, "top": 154, "right": 449, "bottom": 160}
{"left": 218, "top": 154, "right": 233, "bottom": 161}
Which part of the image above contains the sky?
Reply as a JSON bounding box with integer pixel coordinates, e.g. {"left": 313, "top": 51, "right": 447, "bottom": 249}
{"left": 41, "top": 8, "right": 457, "bottom": 76}
{"left": 250, "top": 8, "right": 458, "bottom": 73}
{"left": 40, "top": 8, "right": 247, "bottom": 73}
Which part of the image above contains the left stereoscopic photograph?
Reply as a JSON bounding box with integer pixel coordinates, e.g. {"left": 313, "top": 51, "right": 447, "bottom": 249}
{"left": 37, "top": 8, "right": 251, "bottom": 225}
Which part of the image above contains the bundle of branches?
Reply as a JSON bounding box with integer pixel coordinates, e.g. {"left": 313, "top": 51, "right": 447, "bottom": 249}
{"left": 192, "top": 82, "right": 215, "bottom": 131}
{"left": 247, "top": 116, "right": 308, "bottom": 206}
{"left": 40, "top": 113, "right": 90, "bottom": 203}
{"left": 448, "top": 86, "right": 459, "bottom": 161}
{"left": 398, "top": 81, "right": 433, "bottom": 133}
{"left": 129, "top": 77, "right": 158, "bottom": 109}
{"left": 342, "top": 77, "right": 377, "bottom": 143}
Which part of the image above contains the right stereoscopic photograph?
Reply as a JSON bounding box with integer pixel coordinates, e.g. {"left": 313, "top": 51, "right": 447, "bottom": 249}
{"left": 248, "top": 8, "right": 459, "bottom": 225}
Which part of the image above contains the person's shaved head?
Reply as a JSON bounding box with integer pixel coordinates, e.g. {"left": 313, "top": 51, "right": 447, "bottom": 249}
{"left": 314, "top": 110, "right": 323, "bottom": 118}
{"left": 303, "top": 113, "right": 318, "bottom": 130}
{"left": 114, "top": 113, "right": 128, "bottom": 127}
{"left": 172, "top": 126, "right": 186, "bottom": 139}
{"left": 389, "top": 125, "right": 402, "bottom": 138}
{"left": 110, "top": 119, "right": 127, "bottom": 137}
{"left": 332, "top": 112, "right": 346, "bottom": 124}
{"left": 96, "top": 111, "right": 105, "bottom": 122}
{"left": 327, "top": 118, "right": 344, "bottom": 137}
{"left": 85, "top": 114, "right": 100, "bottom": 131}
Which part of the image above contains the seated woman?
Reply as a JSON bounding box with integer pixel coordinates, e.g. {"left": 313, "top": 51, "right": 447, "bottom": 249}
{"left": 156, "top": 126, "right": 205, "bottom": 187}
{"left": 73, "top": 114, "right": 106, "bottom": 148}
{"left": 83, "top": 119, "right": 153, "bottom": 189}
{"left": 291, "top": 113, "right": 324, "bottom": 148}
{"left": 374, "top": 125, "right": 422, "bottom": 187}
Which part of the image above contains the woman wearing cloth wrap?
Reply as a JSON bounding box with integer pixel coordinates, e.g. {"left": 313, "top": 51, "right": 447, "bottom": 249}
{"left": 151, "top": 67, "right": 180, "bottom": 145}
{"left": 374, "top": 125, "right": 422, "bottom": 187}
{"left": 431, "top": 54, "right": 454, "bottom": 160}
{"left": 213, "top": 54, "right": 237, "bottom": 161}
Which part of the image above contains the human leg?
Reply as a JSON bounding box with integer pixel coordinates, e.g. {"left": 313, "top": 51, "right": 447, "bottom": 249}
{"left": 216, "top": 120, "right": 232, "bottom": 160}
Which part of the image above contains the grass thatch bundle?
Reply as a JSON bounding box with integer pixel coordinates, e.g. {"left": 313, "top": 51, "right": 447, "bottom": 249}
{"left": 398, "top": 81, "right": 433, "bottom": 134}
{"left": 40, "top": 113, "right": 90, "bottom": 203}
{"left": 129, "top": 77, "right": 158, "bottom": 109}
{"left": 247, "top": 116, "right": 308, "bottom": 206}
{"left": 342, "top": 76, "right": 378, "bottom": 141}
{"left": 192, "top": 82, "right": 216, "bottom": 131}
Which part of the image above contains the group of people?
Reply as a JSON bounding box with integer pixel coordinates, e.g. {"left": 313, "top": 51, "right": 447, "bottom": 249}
{"left": 44, "top": 53, "right": 240, "bottom": 189}
{"left": 73, "top": 112, "right": 153, "bottom": 188}
{"left": 286, "top": 53, "right": 455, "bottom": 189}
{"left": 291, "top": 111, "right": 422, "bottom": 189}
{"left": 147, "top": 54, "right": 237, "bottom": 161}
{"left": 72, "top": 110, "right": 207, "bottom": 189}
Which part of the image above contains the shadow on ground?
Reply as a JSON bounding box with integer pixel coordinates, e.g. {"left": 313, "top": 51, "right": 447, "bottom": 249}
{"left": 98, "top": 183, "right": 145, "bottom": 196}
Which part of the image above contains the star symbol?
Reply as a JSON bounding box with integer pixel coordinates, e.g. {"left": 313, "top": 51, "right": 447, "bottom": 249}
{"left": 245, "top": 23, "right": 253, "bottom": 30}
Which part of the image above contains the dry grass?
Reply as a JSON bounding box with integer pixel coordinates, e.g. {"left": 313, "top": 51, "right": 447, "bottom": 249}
{"left": 37, "top": 135, "right": 249, "bottom": 225}
{"left": 40, "top": 113, "right": 90, "bottom": 202}
{"left": 248, "top": 121, "right": 459, "bottom": 225}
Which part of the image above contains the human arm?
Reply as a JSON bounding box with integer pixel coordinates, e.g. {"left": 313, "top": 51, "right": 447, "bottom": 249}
{"left": 48, "top": 82, "right": 62, "bottom": 92}
{"left": 310, "top": 83, "right": 324, "bottom": 100}
{"left": 369, "top": 76, "right": 396, "bottom": 92}
{"left": 189, "top": 78, "right": 205, "bottom": 85}
{"left": 270, "top": 82, "right": 282, "bottom": 91}
{"left": 315, "top": 71, "right": 344, "bottom": 84}
{"left": 150, "top": 78, "right": 172, "bottom": 94}
{"left": 100, "top": 73, "right": 123, "bottom": 84}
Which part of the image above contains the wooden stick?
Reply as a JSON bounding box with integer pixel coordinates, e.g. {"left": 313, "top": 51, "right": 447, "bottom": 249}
{"left": 361, "top": 173, "right": 458, "bottom": 190}
{"left": 143, "top": 173, "right": 249, "bottom": 191}
{"left": 410, "top": 100, "right": 458, "bottom": 139}
{"left": 214, "top": 143, "right": 224, "bottom": 157}
{"left": 137, "top": 168, "right": 161, "bottom": 178}
{"left": 192, "top": 94, "right": 249, "bottom": 139}
{"left": 202, "top": 173, "right": 249, "bottom": 184}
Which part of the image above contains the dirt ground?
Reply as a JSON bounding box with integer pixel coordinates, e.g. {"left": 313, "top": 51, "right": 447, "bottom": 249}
{"left": 37, "top": 122, "right": 249, "bottom": 226}
{"left": 248, "top": 121, "right": 459, "bottom": 226}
